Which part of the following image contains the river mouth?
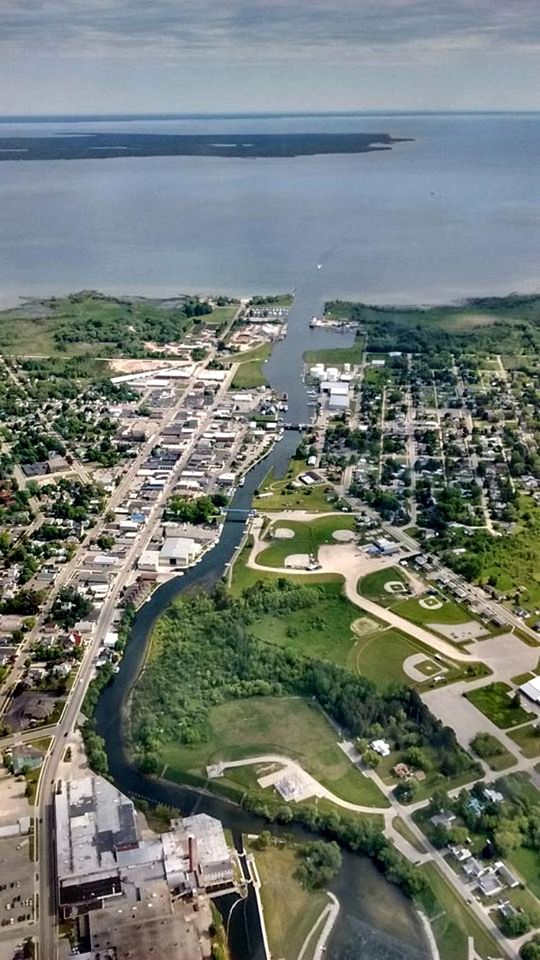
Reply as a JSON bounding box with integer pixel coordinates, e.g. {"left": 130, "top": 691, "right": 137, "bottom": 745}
{"left": 94, "top": 292, "right": 430, "bottom": 960}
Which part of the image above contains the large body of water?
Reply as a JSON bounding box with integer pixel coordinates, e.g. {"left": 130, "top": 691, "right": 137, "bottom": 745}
{"left": 1, "top": 112, "right": 539, "bottom": 306}
{"left": 14, "top": 112, "right": 537, "bottom": 959}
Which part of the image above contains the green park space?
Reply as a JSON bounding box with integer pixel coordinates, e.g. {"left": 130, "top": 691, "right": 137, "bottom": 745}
{"left": 254, "top": 462, "right": 339, "bottom": 512}
{"left": 376, "top": 745, "right": 479, "bottom": 804}
{"left": 465, "top": 682, "right": 534, "bottom": 729}
{"left": 348, "top": 628, "right": 424, "bottom": 688}
{"left": 416, "top": 863, "right": 501, "bottom": 960}
{"left": 393, "top": 594, "right": 478, "bottom": 628}
{"left": 508, "top": 723, "right": 540, "bottom": 759}
{"left": 303, "top": 338, "right": 365, "bottom": 366}
{"left": 230, "top": 342, "right": 273, "bottom": 389}
{"left": 357, "top": 566, "right": 410, "bottom": 606}
{"left": 469, "top": 732, "right": 517, "bottom": 772}
{"left": 228, "top": 541, "right": 344, "bottom": 595}
{"left": 249, "top": 579, "right": 363, "bottom": 667}
{"left": 160, "top": 695, "right": 388, "bottom": 809}
{"left": 251, "top": 843, "right": 328, "bottom": 960}
{"left": 508, "top": 846, "right": 540, "bottom": 900}
{"left": 0, "top": 291, "right": 225, "bottom": 357}
{"left": 255, "top": 514, "right": 356, "bottom": 568}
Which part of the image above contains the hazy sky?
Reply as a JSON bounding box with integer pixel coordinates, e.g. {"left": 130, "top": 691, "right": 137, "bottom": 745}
{"left": 1, "top": 0, "right": 540, "bottom": 114}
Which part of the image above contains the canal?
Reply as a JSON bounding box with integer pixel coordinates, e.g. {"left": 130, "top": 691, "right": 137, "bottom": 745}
{"left": 94, "top": 287, "right": 430, "bottom": 960}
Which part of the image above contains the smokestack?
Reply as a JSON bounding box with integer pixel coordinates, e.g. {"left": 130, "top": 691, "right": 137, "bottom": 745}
{"left": 188, "top": 834, "right": 198, "bottom": 874}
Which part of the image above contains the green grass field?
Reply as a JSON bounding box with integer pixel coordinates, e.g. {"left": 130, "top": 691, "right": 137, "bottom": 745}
{"left": 508, "top": 846, "right": 540, "bottom": 900}
{"left": 161, "top": 695, "right": 388, "bottom": 808}
{"left": 347, "top": 628, "right": 423, "bottom": 688}
{"left": 255, "top": 515, "right": 356, "bottom": 568}
{"left": 465, "top": 682, "right": 534, "bottom": 728}
{"left": 230, "top": 342, "right": 273, "bottom": 388}
{"left": 357, "top": 567, "right": 410, "bottom": 606}
{"left": 252, "top": 844, "right": 328, "bottom": 960}
{"left": 416, "top": 863, "right": 502, "bottom": 960}
{"left": 508, "top": 723, "right": 540, "bottom": 758}
{"left": 0, "top": 292, "right": 230, "bottom": 357}
{"left": 250, "top": 579, "right": 364, "bottom": 667}
{"left": 228, "top": 543, "right": 345, "bottom": 596}
{"left": 393, "top": 595, "right": 477, "bottom": 628}
{"left": 303, "top": 339, "right": 365, "bottom": 366}
{"left": 254, "top": 458, "right": 340, "bottom": 512}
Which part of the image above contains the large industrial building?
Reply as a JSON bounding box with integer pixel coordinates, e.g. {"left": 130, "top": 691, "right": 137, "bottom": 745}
{"left": 54, "top": 776, "right": 235, "bottom": 959}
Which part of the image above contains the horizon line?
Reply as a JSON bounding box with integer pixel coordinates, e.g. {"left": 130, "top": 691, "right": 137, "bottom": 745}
{"left": 1, "top": 109, "right": 540, "bottom": 122}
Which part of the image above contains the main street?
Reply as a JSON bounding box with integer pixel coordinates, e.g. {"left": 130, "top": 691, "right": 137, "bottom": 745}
{"left": 34, "top": 359, "right": 239, "bottom": 959}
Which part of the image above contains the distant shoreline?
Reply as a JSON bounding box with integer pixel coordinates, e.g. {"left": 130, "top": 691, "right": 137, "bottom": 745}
{"left": 0, "top": 131, "right": 411, "bottom": 162}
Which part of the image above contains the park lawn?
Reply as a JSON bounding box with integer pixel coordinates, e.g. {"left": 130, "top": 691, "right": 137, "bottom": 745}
{"left": 204, "top": 304, "right": 238, "bottom": 326}
{"left": 250, "top": 580, "right": 361, "bottom": 667}
{"left": 508, "top": 846, "right": 540, "bottom": 900}
{"left": 392, "top": 816, "right": 427, "bottom": 854}
{"left": 393, "top": 595, "right": 477, "bottom": 627}
{"left": 228, "top": 543, "right": 344, "bottom": 596}
{"left": 161, "top": 695, "right": 388, "bottom": 808}
{"left": 256, "top": 515, "right": 356, "bottom": 567}
{"left": 303, "top": 338, "right": 365, "bottom": 366}
{"left": 376, "top": 747, "right": 477, "bottom": 804}
{"left": 508, "top": 723, "right": 540, "bottom": 759}
{"left": 254, "top": 484, "right": 338, "bottom": 513}
{"left": 416, "top": 863, "right": 501, "bottom": 960}
{"left": 348, "top": 628, "right": 423, "bottom": 688}
{"left": 230, "top": 342, "right": 273, "bottom": 388}
{"left": 465, "top": 682, "right": 534, "bottom": 729}
{"left": 252, "top": 844, "right": 327, "bottom": 960}
{"left": 357, "top": 566, "right": 409, "bottom": 606}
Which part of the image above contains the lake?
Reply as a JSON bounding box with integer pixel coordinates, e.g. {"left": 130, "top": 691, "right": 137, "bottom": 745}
{"left": 0, "top": 112, "right": 539, "bottom": 307}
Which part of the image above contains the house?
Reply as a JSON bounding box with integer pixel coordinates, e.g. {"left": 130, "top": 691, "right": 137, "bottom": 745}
{"left": 462, "top": 857, "right": 484, "bottom": 880}
{"left": 393, "top": 763, "right": 412, "bottom": 779}
{"left": 449, "top": 844, "right": 471, "bottom": 863}
{"left": 430, "top": 811, "right": 456, "bottom": 830}
{"left": 495, "top": 862, "right": 520, "bottom": 889}
{"left": 498, "top": 901, "right": 518, "bottom": 920}
{"left": 10, "top": 743, "right": 45, "bottom": 775}
{"left": 370, "top": 739, "right": 390, "bottom": 758}
{"left": 477, "top": 868, "right": 504, "bottom": 897}
{"left": 484, "top": 788, "right": 504, "bottom": 805}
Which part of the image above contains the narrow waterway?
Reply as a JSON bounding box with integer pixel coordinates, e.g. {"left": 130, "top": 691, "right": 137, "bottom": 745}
{"left": 94, "top": 289, "right": 430, "bottom": 960}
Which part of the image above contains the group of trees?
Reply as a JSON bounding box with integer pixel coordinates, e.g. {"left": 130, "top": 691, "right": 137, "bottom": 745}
{"left": 50, "top": 587, "right": 92, "bottom": 628}
{"left": 165, "top": 493, "right": 227, "bottom": 525}
{"left": 131, "top": 579, "right": 476, "bottom": 788}
{"left": 243, "top": 791, "right": 427, "bottom": 899}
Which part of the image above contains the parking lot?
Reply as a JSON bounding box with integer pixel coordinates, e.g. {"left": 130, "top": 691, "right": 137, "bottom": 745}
{"left": 0, "top": 837, "right": 34, "bottom": 939}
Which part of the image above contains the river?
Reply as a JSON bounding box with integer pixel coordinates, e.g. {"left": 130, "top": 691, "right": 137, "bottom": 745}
{"left": 94, "top": 289, "right": 430, "bottom": 960}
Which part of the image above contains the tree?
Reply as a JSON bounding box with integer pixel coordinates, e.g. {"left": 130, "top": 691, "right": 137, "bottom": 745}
{"left": 254, "top": 830, "right": 273, "bottom": 850}
{"left": 494, "top": 823, "right": 523, "bottom": 857}
{"left": 296, "top": 841, "right": 342, "bottom": 890}
{"left": 521, "top": 935, "right": 540, "bottom": 960}
{"left": 501, "top": 912, "right": 531, "bottom": 938}
{"left": 394, "top": 781, "right": 417, "bottom": 803}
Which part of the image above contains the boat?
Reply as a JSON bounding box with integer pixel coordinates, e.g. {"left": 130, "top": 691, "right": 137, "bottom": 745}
{"left": 239, "top": 477, "right": 245, "bottom": 487}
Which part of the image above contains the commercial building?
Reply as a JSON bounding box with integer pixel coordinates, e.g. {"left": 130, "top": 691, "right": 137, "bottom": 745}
{"left": 519, "top": 675, "right": 540, "bottom": 704}
{"left": 55, "top": 776, "right": 235, "bottom": 922}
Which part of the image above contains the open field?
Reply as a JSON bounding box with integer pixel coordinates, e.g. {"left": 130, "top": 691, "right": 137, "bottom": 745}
{"left": 254, "top": 463, "right": 338, "bottom": 512}
{"left": 357, "top": 566, "right": 410, "bottom": 606}
{"left": 252, "top": 843, "right": 327, "bottom": 960}
{"left": 508, "top": 846, "right": 540, "bottom": 900}
{"left": 161, "top": 695, "right": 388, "bottom": 808}
{"left": 465, "top": 682, "right": 534, "bottom": 729}
{"left": 347, "top": 627, "right": 425, "bottom": 688}
{"left": 230, "top": 342, "right": 273, "bottom": 388}
{"left": 303, "top": 338, "right": 365, "bottom": 366}
{"left": 229, "top": 543, "right": 345, "bottom": 595}
{"left": 0, "top": 291, "right": 226, "bottom": 357}
{"left": 250, "top": 579, "right": 364, "bottom": 667}
{"left": 508, "top": 723, "right": 540, "bottom": 758}
{"left": 416, "top": 863, "right": 501, "bottom": 960}
{"left": 256, "top": 515, "right": 356, "bottom": 567}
